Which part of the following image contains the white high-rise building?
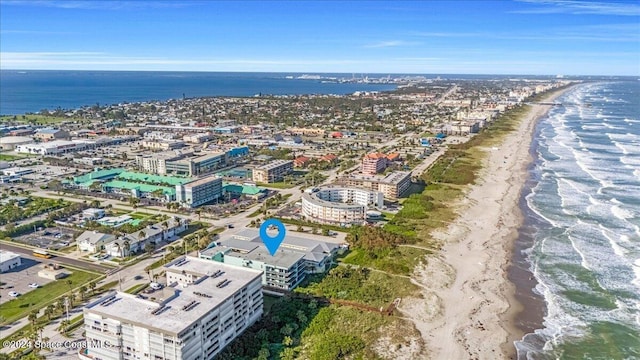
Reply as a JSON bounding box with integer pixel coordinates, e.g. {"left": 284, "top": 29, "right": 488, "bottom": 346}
{"left": 79, "top": 257, "right": 263, "bottom": 360}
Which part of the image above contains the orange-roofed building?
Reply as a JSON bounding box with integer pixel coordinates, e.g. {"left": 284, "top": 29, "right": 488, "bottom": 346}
{"left": 361, "top": 152, "right": 388, "bottom": 174}
{"left": 294, "top": 155, "right": 312, "bottom": 168}
{"left": 330, "top": 132, "right": 343, "bottom": 138}
{"left": 320, "top": 153, "right": 338, "bottom": 162}
{"left": 386, "top": 153, "right": 401, "bottom": 162}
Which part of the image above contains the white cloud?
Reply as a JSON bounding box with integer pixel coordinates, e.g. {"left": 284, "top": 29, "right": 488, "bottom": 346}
{"left": 514, "top": 0, "right": 640, "bottom": 16}
{"left": 363, "top": 40, "right": 421, "bottom": 48}
{"left": 0, "top": 1, "right": 194, "bottom": 10}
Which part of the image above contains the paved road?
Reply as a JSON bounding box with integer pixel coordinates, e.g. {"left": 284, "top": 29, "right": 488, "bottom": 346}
{"left": 0, "top": 242, "right": 112, "bottom": 273}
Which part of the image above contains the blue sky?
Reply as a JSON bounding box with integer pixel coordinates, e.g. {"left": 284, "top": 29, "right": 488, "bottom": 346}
{"left": 1, "top": 0, "right": 638, "bottom": 75}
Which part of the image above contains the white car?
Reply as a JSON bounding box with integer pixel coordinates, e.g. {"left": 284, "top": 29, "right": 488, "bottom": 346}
{"left": 149, "top": 282, "right": 163, "bottom": 290}
{"left": 8, "top": 291, "right": 20, "bottom": 297}
{"left": 28, "top": 283, "right": 39, "bottom": 288}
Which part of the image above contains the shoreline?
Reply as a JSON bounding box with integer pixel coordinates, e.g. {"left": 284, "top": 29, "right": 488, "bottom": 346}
{"left": 400, "top": 87, "right": 572, "bottom": 359}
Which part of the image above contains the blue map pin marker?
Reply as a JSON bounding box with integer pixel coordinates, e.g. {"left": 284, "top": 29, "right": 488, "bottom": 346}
{"left": 260, "top": 219, "right": 286, "bottom": 256}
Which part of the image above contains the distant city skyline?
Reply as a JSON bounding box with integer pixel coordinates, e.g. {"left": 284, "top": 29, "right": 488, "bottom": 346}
{"left": 1, "top": 0, "right": 638, "bottom": 75}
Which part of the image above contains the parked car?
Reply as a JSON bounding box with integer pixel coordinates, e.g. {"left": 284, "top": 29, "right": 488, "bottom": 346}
{"left": 149, "top": 282, "right": 163, "bottom": 290}
{"left": 28, "top": 283, "right": 39, "bottom": 288}
{"left": 8, "top": 291, "right": 20, "bottom": 297}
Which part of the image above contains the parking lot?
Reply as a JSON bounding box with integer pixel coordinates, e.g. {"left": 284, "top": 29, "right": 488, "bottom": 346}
{"left": 0, "top": 258, "right": 54, "bottom": 305}
{"left": 15, "top": 226, "right": 78, "bottom": 250}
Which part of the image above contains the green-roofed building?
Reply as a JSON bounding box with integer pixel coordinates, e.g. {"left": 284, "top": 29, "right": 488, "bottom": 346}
{"left": 223, "top": 182, "right": 267, "bottom": 200}
{"left": 103, "top": 180, "right": 176, "bottom": 202}
{"left": 71, "top": 168, "right": 125, "bottom": 188}
{"left": 116, "top": 171, "right": 192, "bottom": 186}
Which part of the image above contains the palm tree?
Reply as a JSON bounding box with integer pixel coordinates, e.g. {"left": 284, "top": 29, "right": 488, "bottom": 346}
{"left": 113, "top": 242, "right": 121, "bottom": 258}
{"left": 88, "top": 281, "right": 96, "bottom": 295}
{"left": 56, "top": 298, "right": 65, "bottom": 312}
{"left": 57, "top": 320, "right": 69, "bottom": 335}
{"left": 79, "top": 285, "right": 88, "bottom": 301}
{"left": 44, "top": 304, "right": 55, "bottom": 321}
{"left": 123, "top": 240, "right": 131, "bottom": 257}
{"left": 28, "top": 310, "right": 38, "bottom": 329}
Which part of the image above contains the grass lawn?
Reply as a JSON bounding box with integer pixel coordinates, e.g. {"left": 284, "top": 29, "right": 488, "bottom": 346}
{"left": 0, "top": 114, "right": 81, "bottom": 124}
{"left": 256, "top": 181, "right": 296, "bottom": 189}
{"left": 0, "top": 269, "right": 99, "bottom": 325}
{"left": 125, "top": 283, "right": 148, "bottom": 294}
{"left": 0, "top": 153, "right": 24, "bottom": 161}
{"left": 129, "top": 212, "right": 153, "bottom": 220}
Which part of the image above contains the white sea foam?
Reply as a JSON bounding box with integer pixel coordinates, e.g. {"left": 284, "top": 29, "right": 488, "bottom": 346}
{"left": 611, "top": 205, "right": 634, "bottom": 220}
{"left": 599, "top": 225, "right": 628, "bottom": 257}
{"left": 633, "top": 259, "right": 640, "bottom": 289}
{"left": 519, "top": 82, "right": 640, "bottom": 358}
{"left": 568, "top": 234, "right": 591, "bottom": 270}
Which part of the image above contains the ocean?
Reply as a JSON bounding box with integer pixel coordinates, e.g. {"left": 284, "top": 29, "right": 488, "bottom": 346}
{"left": 515, "top": 81, "right": 640, "bottom": 359}
{"left": 0, "top": 70, "right": 398, "bottom": 115}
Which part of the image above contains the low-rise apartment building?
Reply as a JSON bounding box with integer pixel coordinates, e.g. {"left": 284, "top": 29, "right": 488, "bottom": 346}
{"left": 199, "top": 229, "right": 346, "bottom": 291}
{"left": 80, "top": 257, "right": 263, "bottom": 360}
{"left": 340, "top": 171, "right": 412, "bottom": 200}
{"left": 252, "top": 160, "right": 293, "bottom": 183}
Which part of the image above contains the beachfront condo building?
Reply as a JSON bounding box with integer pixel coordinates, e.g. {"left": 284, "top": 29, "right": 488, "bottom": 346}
{"left": 252, "top": 160, "right": 293, "bottom": 183}
{"left": 79, "top": 257, "right": 263, "bottom": 360}
{"left": 341, "top": 171, "right": 412, "bottom": 200}
{"left": 199, "top": 229, "right": 346, "bottom": 291}
{"left": 301, "top": 187, "right": 384, "bottom": 225}
{"left": 176, "top": 175, "right": 223, "bottom": 208}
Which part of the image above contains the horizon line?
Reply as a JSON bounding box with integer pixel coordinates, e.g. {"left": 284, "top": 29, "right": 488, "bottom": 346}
{"left": 1, "top": 68, "right": 638, "bottom": 77}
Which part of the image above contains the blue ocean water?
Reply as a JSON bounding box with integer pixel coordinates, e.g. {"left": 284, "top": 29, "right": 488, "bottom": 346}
{"left": 0, "top": 70, "right": 398, "bottom": 115}
{"left": 516, "top": 82, "right": 640, "bottom": 358}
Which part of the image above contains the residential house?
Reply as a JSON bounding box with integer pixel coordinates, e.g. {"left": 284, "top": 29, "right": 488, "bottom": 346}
{"left": 293, "top": 155, "right": 312, "bottom": 168}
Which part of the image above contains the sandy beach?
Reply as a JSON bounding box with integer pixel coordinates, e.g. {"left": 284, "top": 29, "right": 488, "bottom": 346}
{"left": 398, "top": 89, "right": 570, "bottom": 359}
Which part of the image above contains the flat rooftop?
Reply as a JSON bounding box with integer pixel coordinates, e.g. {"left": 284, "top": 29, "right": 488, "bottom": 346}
{"left": 85, "top": 258, "right": 261, "bottom": 336}
{"left": 183, "top": 175, "right": 222, "bottom": 188}
{"left": 255, "top": 160, "right": 293, "bottom": 171}
{"left": 201, "top": 239, "right": 305, "bottom": 269}
{"left": 0, "top": 250, "right": 20, "bottom": 263}
{"left": 216, "top": 228, "right": 344, "bottom": 264}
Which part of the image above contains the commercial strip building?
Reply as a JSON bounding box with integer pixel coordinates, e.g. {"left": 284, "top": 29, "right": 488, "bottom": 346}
{"left": 339, "top": 171, "right": 412, "bottom": 200}
{"left": 301, "top": 187, "right": 384, "bottom": 225}
{"left": 34, "top": 128, "right": 70, "bottom": 141}
{"left": 80, "top": 256, "right": 263, "bottom": 360}
{"left": 15, "top": 137, "right": 137, "bottom": 156}
{"left": 141, "top": 139, "right": 185, "bottom": 150}
{"left": 176, "top": 175, "right": 223, "bottom": 208}
{"left": 251, "top": 160, "right": 293, "bottom": 183}
{"left": 135, "top": 147, "right": 249, "bottom": 177}
{"left": 198, "top": 229, "right": 346, "bottom": 291}
{"left": 0, "top": 250, "right": 21, "bottom": 273}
